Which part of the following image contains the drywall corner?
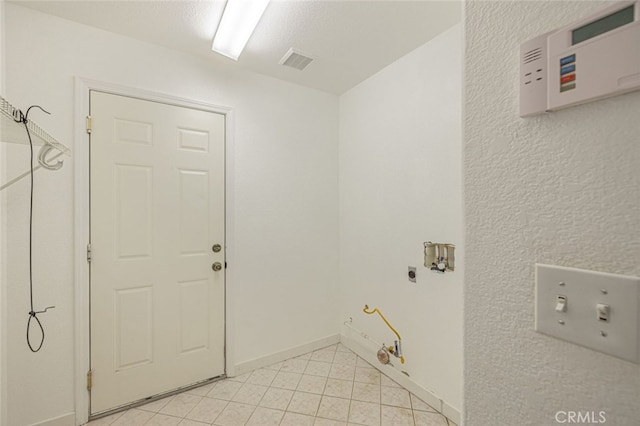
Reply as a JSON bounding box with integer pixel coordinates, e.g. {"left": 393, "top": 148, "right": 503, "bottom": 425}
{"left": 5, "top": 5, "right": 339, "bottom": 424}
{"left": 1, "top": 1, "right": 7, "bottom": 424}
{"left": 338, "top": 22, "right": 463, "bottom": 411}
{"left": 340, "top": 332, "right": 460, "bottom": 426}
{"left": 233, "top": 334, "right": 340, "bottom": 376}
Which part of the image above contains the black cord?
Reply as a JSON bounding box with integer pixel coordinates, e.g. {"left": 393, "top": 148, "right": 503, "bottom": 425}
{"left": 14, "top": 105, "right": 55, "bottom": 353}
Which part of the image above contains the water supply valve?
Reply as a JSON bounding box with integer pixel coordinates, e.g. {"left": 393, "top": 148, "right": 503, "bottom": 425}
{"left": 363, "top": 305, "right": 405, "bottom": 364}
{"left": 424, "top": 242, "right": 455, "bottom": 272}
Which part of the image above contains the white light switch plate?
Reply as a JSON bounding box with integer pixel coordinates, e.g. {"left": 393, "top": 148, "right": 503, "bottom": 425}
{"left": 535, "top": 264, "right": 640, "bottom": 363}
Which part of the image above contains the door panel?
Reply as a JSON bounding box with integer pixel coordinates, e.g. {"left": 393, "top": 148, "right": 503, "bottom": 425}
{"left": 178, "top": 169, "right": 210, "bottom": 254}
{"left": 114, "top": 164, "right": 153, "bottom": 259}
{"left": 90, "top": 91, "right": 225, "bottom": 414}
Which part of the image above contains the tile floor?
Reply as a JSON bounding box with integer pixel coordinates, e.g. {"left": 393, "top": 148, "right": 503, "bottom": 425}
{"left": 88, "top": 343, "right": 453, "bottom": 426}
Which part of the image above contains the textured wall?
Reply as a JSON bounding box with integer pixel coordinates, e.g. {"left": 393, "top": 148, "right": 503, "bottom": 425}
{"left": 0, "top": 0, "right": 3, "bottom": 92}
{"left": 3, "top": 4, "right": 338, "bottom": 425}
{"left": 1, "top": 1, "right": 6, "bottom": 424}
{"left": 339, "top": 25, "right": 462, "bottom": 411}
{"left": 464, "top": 1, "right": 640, "bottom": 425}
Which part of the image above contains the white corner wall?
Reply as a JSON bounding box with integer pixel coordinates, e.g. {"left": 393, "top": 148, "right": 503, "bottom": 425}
{"left": 339, "top": 24, "right": 462, "bottom": 412}
{"left": 3, "top": 4, "right": 338, "bottom": 425}
{"left": 464, "top": 1, "right": 640, "bottom": 425}
{"left": 0, "top": 0, "right": 4, "bottom": 91}
{"left": 1, "top": 1, "right": 7, "bottom": 424}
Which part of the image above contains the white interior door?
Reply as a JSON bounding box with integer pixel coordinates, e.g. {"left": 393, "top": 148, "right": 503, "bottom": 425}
{"left": 89, "top": 91, "right": 225, "bottom": 414}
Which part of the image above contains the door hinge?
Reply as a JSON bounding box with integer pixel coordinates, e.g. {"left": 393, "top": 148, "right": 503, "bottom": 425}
{"left": 86, "top": 116, "right": 92, "bottom": 134}
{"left": 87, "top": 370, "right": 93, "bottom": 391}
{"left": 87, "top": 244, "right": 92, "bottom": 263}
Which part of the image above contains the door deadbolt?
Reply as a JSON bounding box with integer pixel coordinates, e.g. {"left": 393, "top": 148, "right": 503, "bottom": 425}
{"left": 212, "top": 244, "right": 222, "bottom": 253}
{"left": 212, "top": 262, "right": 223, "bottom": 271}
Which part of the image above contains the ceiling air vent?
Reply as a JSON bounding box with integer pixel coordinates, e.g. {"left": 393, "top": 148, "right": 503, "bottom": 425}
{"left": 279, "top": 48, "right": 314, "bottom": 71}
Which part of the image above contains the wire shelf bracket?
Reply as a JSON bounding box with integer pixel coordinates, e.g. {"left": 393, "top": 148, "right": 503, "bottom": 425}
{"left": 0, "top": 96, "right": 71, "bottom": 191}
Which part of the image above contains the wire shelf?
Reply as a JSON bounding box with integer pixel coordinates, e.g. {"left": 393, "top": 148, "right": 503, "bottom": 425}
{"left": 0, "top": 96, "right": 71, "bottom": 155}
{"left": 0, "top": 96, "right": 71, "bottom": 191}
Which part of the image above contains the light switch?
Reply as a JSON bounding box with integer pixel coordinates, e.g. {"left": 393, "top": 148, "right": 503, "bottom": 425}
{"left": 556, "top": 295, "right": 567, "bottom": 313}
{"left": 597, "top": 303, "right": 610, "bottom": 322}
{"left": 535, "top": 264, "right": 640, "bottom": 363}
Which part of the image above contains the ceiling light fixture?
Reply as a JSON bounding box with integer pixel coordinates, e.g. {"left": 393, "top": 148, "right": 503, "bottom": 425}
{"left": 212, "top": 0, "right": 271, "bottom": 61}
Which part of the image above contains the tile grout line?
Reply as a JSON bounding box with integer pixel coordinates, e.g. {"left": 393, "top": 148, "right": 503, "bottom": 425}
{"left": 91, "top": 344, "right": 444, "bottom": 426}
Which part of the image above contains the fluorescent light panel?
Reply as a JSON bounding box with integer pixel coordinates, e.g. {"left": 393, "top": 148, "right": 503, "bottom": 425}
{"left": 212, "top": 0, "right": 271, "bottom": 60}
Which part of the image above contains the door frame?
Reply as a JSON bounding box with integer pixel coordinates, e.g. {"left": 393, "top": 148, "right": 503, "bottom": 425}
{"left": 73, "top": 77, "right": 237, "bottom": 425}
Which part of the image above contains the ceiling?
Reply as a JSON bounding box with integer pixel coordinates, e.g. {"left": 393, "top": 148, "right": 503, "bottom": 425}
{"left": 12, "top": 0, "right": 461, "bottom": 95}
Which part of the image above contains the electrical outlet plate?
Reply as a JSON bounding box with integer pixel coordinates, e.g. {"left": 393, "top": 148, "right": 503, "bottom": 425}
{"left": 408, "top": 266, "right": 417, "bottom": 283}
{"left": 535, "top": 264, "right": 640, "bottom": 363}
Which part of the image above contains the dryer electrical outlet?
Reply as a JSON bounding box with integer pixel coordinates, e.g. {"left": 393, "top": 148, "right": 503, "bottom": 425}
{"left": 535, "top": 264, "right": 640, "bottom": 363}
{"left": 520, "top": 1, "right": 640, "bottom": 117}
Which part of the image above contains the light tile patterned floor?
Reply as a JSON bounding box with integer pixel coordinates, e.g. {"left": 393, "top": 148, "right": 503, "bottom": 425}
{"left": 88, "top": 343, "right": 452, "bottom": 426}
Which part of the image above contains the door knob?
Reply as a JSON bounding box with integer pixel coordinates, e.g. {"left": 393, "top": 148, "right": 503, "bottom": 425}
{"left": 212, "top": 244, "right": 222, "bottom": 253}
{"left": 212, "top": 262, "right": 223, "bottom": 271}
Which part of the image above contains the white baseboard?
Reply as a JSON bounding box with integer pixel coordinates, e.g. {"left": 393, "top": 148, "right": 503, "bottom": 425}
{"left": 233, "top": 334, "right": 340, "bottom": 376}
{"left": 29, "top": 412, "right": 75, "bottom": 426}
{"left": 442, "top": 399, "right": 461, "bottom": 425}
{"left": 340, "top": 333, "right": 461, "bottom": 426}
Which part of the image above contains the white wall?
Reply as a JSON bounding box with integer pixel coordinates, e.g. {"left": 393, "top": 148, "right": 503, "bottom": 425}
{"left": 339, "top": 24, "right": 462, "bottom": 411}
{"left": 464, "top": 1, "right": 640, "bottom": 425}
{"left": 0, "top": 0, "right": 4, "bottom": 90}
{"left": 1, "top": 1, "right": 7, "bottom": 424}
{"left": 3, "top": 4, "right": 339, "bottom": 425}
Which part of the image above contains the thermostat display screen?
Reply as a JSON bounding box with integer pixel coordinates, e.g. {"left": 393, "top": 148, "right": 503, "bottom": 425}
{"left": 572, "top": 5, "right": 634, "bottom": 45}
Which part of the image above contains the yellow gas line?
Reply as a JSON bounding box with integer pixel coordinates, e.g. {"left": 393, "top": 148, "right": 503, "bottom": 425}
{"left": 362, "top": 305, "right": 405, "bottom": 364}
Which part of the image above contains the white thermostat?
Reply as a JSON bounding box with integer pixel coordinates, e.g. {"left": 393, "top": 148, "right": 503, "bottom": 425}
{"left": 520, "top": 1, "right": 640, "bottom": 117}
